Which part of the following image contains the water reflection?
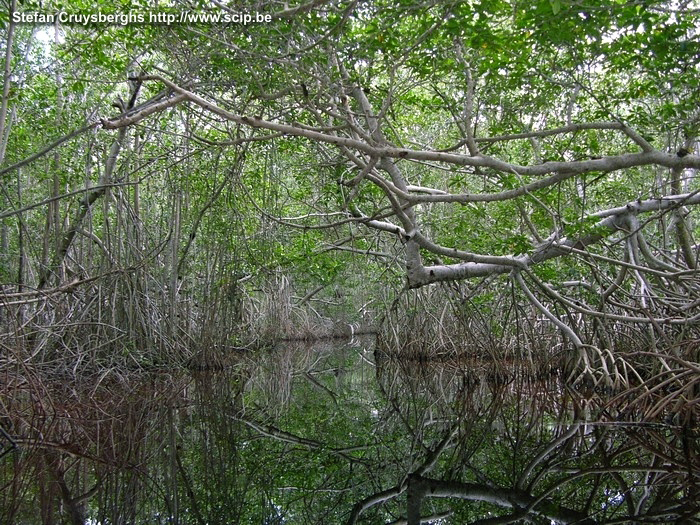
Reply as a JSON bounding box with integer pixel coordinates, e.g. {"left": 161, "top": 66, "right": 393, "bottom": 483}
{"left": 1, "top": 336, "right": 697, "bottom": 524}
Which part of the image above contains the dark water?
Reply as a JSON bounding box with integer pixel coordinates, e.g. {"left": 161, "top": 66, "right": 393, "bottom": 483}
{"left": 1, "top": 336, "right": 698, "bottom": 524}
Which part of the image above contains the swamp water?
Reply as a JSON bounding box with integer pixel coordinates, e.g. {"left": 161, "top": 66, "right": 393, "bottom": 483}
{"left": 1, "top": 336, "right": 698, "bottom": 524}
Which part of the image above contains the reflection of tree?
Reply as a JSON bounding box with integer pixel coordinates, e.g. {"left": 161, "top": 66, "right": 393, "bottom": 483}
{"left": 354, "top": 350, "right": 700, "bottom": 524}
{"left": 175, "top": 367, "right": 251, "bottom": 525}
{"left": 2, "top": 339, "right": 696, "bottom": 523}
{"left": 0, "top": 367, "right": 188, "bottom": 524}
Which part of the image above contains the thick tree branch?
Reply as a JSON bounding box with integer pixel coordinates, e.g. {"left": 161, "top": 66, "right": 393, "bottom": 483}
{"left": 109, "top": 76, "right": 700, "bottom": 182}
{"left": 104, "top": 75, "right": 700, "bottom": 292}
{"left": 405, "top": 192, "right": 700, "bottom": 287}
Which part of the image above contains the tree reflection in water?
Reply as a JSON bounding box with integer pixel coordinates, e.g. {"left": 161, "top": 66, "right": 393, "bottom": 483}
{"left": 0, "top": 337, "right": 697, "bottom": 524}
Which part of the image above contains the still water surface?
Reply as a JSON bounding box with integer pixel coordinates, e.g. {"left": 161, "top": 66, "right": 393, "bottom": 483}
{"left": 1, "top": 336, "right": 697, "bottom": 523}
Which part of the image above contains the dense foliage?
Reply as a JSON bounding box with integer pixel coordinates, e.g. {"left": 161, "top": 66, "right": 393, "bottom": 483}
{"left": 1, "top": 0, "right": 699, "bottom": 523}
{"left": 2, "top": 0, "right": 700, "bottom": 327}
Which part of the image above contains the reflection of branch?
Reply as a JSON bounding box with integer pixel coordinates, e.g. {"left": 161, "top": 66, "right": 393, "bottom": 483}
{"left": 303, "top": 372, "right": 338, "bottom": 405}
{"left": 406, "top": 474, "right": 595, "bottom": 525}
{"left": 347, "top": 420, "right": 463, "bottom": 524}
{"left": 346, "top": 484, "right": 405, "bottom": 525}
{"left": 237, "top": 417, "right": 372, "bottom": 460}
{"left": 387, "top": 510, "right": 454, "bottom": 525}
{"left": 45, "top": 450, "right": 97, "bottom": 525}
{"left": 413, "top": 420, "right": 460, "bottom": 477}
{"left": 175, "top": 448, "right": 206, "bottom": 525}
{"left": 386, "top": 510, "right": 453, "bottom": 525}
{"left": 517, "top": 423, "right": 581, "bottom": 490}
{"left": 469, "top": 511, "right": 528, "bottom": 524}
